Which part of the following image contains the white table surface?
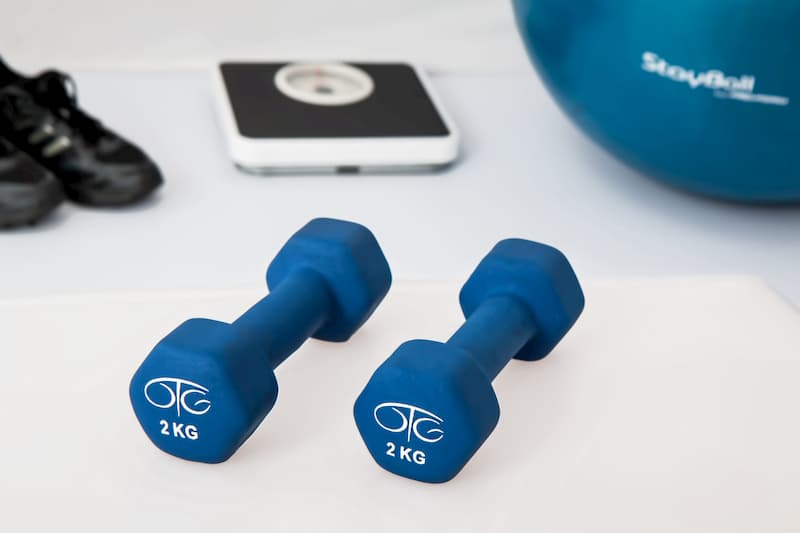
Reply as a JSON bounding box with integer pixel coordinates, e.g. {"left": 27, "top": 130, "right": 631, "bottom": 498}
{"left": 0, "top": 69, "right": 798, "bottom": 306}
{"left": 1, "top": 278, "right": 798, "bottom": 532}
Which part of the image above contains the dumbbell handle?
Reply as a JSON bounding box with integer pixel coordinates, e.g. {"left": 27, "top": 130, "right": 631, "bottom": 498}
{"left": 447, "top": 295, "right": 538, "bottom": 381}
{"left": 232, "top": 268, "right": 334, "bottom": 369}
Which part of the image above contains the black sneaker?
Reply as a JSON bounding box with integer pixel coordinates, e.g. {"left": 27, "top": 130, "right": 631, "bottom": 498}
{"left": 0, "top": 136, "right": 63, "bottom": 228}
{"left": 0, "top": 58, "right": 162, "bottom": 206}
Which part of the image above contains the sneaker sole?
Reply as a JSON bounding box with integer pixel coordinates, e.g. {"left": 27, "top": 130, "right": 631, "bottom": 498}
{"left": 64, "top": 164, "right": 164, "bottom": 207}
{"left": 0, "top": 176, "right": 65, "bottom": 228}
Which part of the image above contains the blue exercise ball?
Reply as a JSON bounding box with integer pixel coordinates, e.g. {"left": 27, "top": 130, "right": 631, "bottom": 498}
{"left": 512, "top": 0, "right": 800, "bottom": 203}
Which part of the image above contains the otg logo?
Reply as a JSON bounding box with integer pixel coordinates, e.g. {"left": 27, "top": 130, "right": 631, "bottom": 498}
{"left": 373, "top": 402, "right": 444, "bottom": 444}
{"left": 144, "top": 377, "right": 211, "bottom": 416}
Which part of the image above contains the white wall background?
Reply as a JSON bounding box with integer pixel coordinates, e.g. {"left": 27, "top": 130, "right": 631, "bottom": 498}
{"left": 0, "top": 0, "right": 530, "bottom": 73}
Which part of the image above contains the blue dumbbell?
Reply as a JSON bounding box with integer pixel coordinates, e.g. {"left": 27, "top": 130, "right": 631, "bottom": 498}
{"left": 354, "top": 239, "right": 584, "bottom": 483}
{"left": 130, "top": 218, "right": 391, "bottom": 463}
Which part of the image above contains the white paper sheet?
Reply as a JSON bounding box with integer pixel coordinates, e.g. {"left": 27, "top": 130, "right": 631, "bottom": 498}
{"left": 0, "top": 278, "right": 798, "bottom": 532}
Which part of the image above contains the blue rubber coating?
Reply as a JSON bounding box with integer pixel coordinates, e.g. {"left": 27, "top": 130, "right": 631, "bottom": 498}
{"left": 232, "top": 268, "right": 333, "bottom": 369}
{"left": 267, "top": 218, "right": 392, "bottom": 341}
{"left": 447, "top": 296, "right": 538, "bottom": 381}
{"left": 460, "top": 239, "right": 584, "bottom": 361}
{"left": 130, "top": 218, "right": 391, "bottom": 463}
{"left": 354, "top": 238, "right": 583, "bottom": 483}
{"left": 512, "top": 0, "right": 800, "bottom": 203}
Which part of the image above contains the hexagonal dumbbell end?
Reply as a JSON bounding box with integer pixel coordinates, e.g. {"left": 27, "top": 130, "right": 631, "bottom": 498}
{"left": 130, "top": 218, "right": 391, "bottom": 463}
{"left": 354, "top": 238, "right": 583, "bottom": 482}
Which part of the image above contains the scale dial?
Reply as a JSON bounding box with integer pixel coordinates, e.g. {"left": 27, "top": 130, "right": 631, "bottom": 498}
{"left": 274, "top": 63, "right": 375, "bottom": 106}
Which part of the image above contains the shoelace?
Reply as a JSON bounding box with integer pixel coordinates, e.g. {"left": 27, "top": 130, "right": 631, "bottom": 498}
{"left": 0, "top": 88, "right": 51, "bottom": 132}
{"left": 31, "top": 71, "right": 105, "bottom": 143}
{"left": 0, "top": 88, "right": 74, "bottom": 159}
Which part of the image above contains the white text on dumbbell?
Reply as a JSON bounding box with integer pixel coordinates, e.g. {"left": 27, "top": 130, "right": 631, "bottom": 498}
{"left": 159, "top": 420, "right": 199, "bottom": 440}
{"left": 144, "top": 377, "right": 212, "bottom": 416}
{"left": 373, "top": 402, "right": 444, "bottom": 442}
{"left": 385, "top": 442, "right": 426, "bottom": 464}
{"left": 374, "top": 402, "right": 443, "bottom": 465}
